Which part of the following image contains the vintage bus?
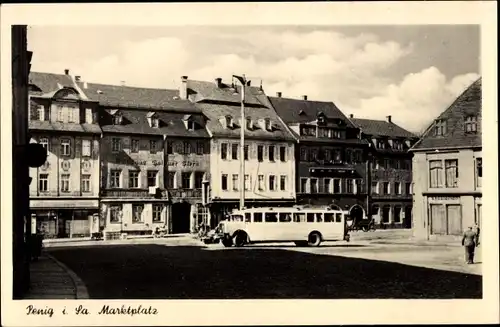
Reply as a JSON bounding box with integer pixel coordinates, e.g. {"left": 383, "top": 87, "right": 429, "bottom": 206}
{"left": 217, "top": 206, "right": 351, "bottom": 247}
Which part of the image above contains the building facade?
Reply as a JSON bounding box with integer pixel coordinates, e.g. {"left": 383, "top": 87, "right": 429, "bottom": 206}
{"left": 411, "top": 78, "right": 482, "bottom": 240}
{"left": 28, "top": 71, "right": 101, "bottom": 239}
{"left": 76, "top": 80, "right": 210, "bottom": 237}
{"left": 269, "top": 93, "right": 369, "bottom": 220}
{"left": 181, "top": 77, "right": 296, "bottom": 226}
{"left": 349, "top": 115, "right": 418, "bottom": 229}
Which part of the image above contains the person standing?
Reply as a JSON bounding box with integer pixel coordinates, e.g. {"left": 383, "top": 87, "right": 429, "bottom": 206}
{"left": 462, "top": 226, "right": 478, "bottom": 264}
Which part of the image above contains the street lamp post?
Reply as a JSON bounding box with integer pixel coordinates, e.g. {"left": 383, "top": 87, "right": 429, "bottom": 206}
{"left": 233, "top": 75, "right": 247, "bottom": 211}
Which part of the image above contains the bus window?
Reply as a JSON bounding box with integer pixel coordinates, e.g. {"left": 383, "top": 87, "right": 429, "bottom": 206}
{"left": 293, "top": 213, "right": 306, "bottom": 222}
{"left": 232, "top": 215, "right": 243, "bottom": 222}
{"left": 265, "top": 212, "right": 278, "bottom": 223}
{"left": 335, "top": 213, "right": 342, "bottom": 222}
{"left": 279, "top": 213, "right": 292, "bottom": 223}
{"left": 324, "top": 213, "right": 334, "bottom": 222}
{"left": 306, "top": 213, "right": 315, "bottom": 222}
{"left": 254, "top": 212, "right": 263, "bottom": 222}
{"left": 245, "top": 213, "right": 251, "bottom": 222}
{"left": 316, "top": 213, "right": 323, "bottom": 222}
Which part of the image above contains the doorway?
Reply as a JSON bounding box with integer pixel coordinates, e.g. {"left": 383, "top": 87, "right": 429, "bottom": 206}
{"left": 171, "top": 202, "right": 192, "bottom": 234}
{"left": 349, "top": 205, "right": 365, "bottom": 224}
{"left": 404, "top": 206, "right": 412, "bottom": 229}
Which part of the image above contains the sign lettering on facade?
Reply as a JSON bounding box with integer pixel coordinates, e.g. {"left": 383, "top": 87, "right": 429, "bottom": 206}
{"left": 429, "top": 196, "right": 460, "bottom": 201}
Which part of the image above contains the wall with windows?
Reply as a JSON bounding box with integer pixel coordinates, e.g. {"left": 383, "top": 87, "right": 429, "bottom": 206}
{"left": 101, "top": 202, "right": 167, "bottom": 232}
{"left": 209, "top": 138, "right": 295, "bottom": 201}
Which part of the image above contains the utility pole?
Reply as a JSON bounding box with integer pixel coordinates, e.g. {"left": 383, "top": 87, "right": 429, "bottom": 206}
{"left": 232, "top": 74, "right": 247, "bottom": 210}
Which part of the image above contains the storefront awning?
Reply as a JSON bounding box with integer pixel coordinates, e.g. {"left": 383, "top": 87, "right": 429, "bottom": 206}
{"left": 30, "top": 199, "right": 99, "bottom": 209}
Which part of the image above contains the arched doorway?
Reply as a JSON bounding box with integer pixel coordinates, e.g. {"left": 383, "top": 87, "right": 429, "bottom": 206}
{"left": 329, "top": 204, "right": 342, "bottom": 211}
{"left": 171, "top": 201, "right": 191, "bottom": 234}
{"left": 349, "top": 205, "right": 365, "bottom": 225}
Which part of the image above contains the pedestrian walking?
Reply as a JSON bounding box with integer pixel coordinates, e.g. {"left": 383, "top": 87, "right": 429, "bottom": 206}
{"left": 461, "top": 226, "right": 478, "bottom": 264}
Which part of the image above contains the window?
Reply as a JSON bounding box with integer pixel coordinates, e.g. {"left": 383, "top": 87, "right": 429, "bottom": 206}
{"left": 232, "top": 174, "right": 239, "bottom": 191}
{"left": 150, "top": 140, "right": 158, "bottom": 154}
{"left": 257, "top": 145, "right": 264, "bottom": 162}
{"left": 335, "top": 213, "right": 342, "bottom": 223}
{"left": 279, "top": 213, "right": 292, "bottom": 223}
{"left": 167, "top": 172, "right": 176, "bottom": 189}
{"left": 293, "top": 213, "right": 306, "bottom": 223}
{"left": 81, "top": 139, "right": 91, "bottom": 157}
{"left": 394, "top": 159, "right": 401, "bottom": 170}
{"left": 111, "top": 138, "right": 121, "bottom": 153}
{"left": 153, "top": 204, "right": 163, "bottom": 222}
{"left": 194, "top": 172, "right": 204, "bottom": 189}
{"left": 57, "top": 105, "right": 65, "bottom": 122}
{"left": 265, "top": 212, "right": 278, "bottom": 223}
{"left": 382, "top": 206, "right": 391, "bottom": 223}
{"left": 310, "top": 148, "right": 318, "bottom": 161}
{"left": 324, "top": 149, "right": 331, "bottom": 161}
{"left": 269, "top": 175, "right": 276, "bottom": 191}
{"left": 354, "top": 179, "right": 362, "bottom": 194}
{"left": 394, "top": 206, "right": 402, "bottom": 223}
{"left": 110, "top": 170, "right": 121, "bottom": 188}
{"left": 196, "top": 142, "right": 204, "bottom": 155}
{"left": 68, "top": 107, "right": 77, "bottom": 123}
{"left": 384, "top": 159, "right": 391, "bottom": 169}
{"left": 395, "top": 182, "right": 402, "bottom": 195}
{"left": 345, "top": 149, "right": 352, "bottom": 163}
{"left": 345, "top": 179, "right": 354, "bottom": 194}
{"left": 132, "top": 204, "right": 144, "bottom": 223}
{"left": 258, "top": 175, "right": 265, "bottom": 191}
{"left": 333, "top": 149, "right": 342, "bottom": 162}
{"left": 310, "top": 178, "right": 318, "bottom": 193}
{"left": 129, "top": 171, "right": 140, "bottom": 188}
{"left": 268, "top": 145, "right": 275, "bottom": 161}
{"left": 324, "top": 213, "right": 334, "bottom": 223}
{"left": 279, "top": 146, "right": 286, "bottom": 162}
{"left": 60, "top": 138, "right": 71, "bottom": 156}
{"left": 333, "top": 179, "right": 341, "bottom": 194}
{"left": 112, "top": 113, "right": 122, "bottom": 125}
{"left": 324, "top": 178, "right": 331, "bottom": 193}
{"left": 151, "top": 117, "right": 159, "bottom": 128}
{"left": 280, "top": 175, "right": 287, "bottom": 191}
{"left": 187, "top": 120, "right": 195, "bottom": 131}
{"left": 371, "top": 182, "right": 379, "bottom": 194}
{"left": 307, "top": 213, "right": 315, "bottom": 222}
{"left": 85, "top": 108, "right": 93, "bottom": 124}
{"left": 221, "top": 143, "right": 228, "bottom": 160}
{"left": 382, "top": 182, "right": 390, "bottom": 195}
{"left": 434, "top": 119, "right": 446, "bottom": 136}
{"left": 40, "top": 137, "right": 49, "bottom": 151}
{"left": 39, "top": 174, "right": 48, "bottom": 192}
{"left": 60, "top": 174, "right": 70, "bottom": 193}
{"left": 183, "top": 141, "right": 191, "bottom": 154}
{"left": 81, "top": 174, "right": 91, "bottom": 192}
{"left": 465, "top": 116, "right": 477, "bottom": 133}
{"left": 253, "top": 212, "right": 263, "bottom": 223}
{"left": 300, "top": 178, "right": 308, "bottom": 193}
{"left": 244, "top": 175, "right": 251, "bottom": 191}
{"left": 244, "top": 145, "right": 249, "bottom": 160}
{"left": 131, "top": 139, "right": 139, "bottom": 153}
{"left": 300, "top": 148, "right": 308, "bottom": 161}
{"left": 35, "top": 105, "right": 45, "bottom": 121}
{"left": 429, "top": 160, "right": 443, "bottom": 188}
{"left": 110, "top": 205, "right": 122, "bottom": 223}
{"left": 232, "top": 144, "right": 238, "bottom": 160}
{"left": 445, "top": 159, "right": 458, "bottom": 188}
{"left": 245, "top": 213, "right": 251, "bottom": 222}
{"left": 405, "top": 182, "right": 411, "bottom": 195}
{"left": 182, "top": 172, "right": 191, "bottom": 189}
{"left": 147, "top": 171, "right": 158, "bottom": 187}
{"left": 476, "top": 158, "right": 482, "bottom": 187}
{"left": 165, "top": 141, "right": 172, "bottom": 154}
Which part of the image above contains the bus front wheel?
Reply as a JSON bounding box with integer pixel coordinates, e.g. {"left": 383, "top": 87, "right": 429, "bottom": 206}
{"left": 234, "top": 232, "right": 248, "bottom": 247}
{"left": 308, "top": 232, "right": 322, "bottom": 247}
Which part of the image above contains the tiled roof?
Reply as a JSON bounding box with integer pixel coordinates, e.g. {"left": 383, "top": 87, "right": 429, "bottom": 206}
{"left": 187, "top": 79, "right": 264, "bottom": 106}
{"left": 412, "top": 78, "right": 482, "bottom": 150}
{"left": 77, "top": 82, "right": 200, "bottom": 112}
{"left": 29, "top": 121, "right": 102, "bottom": 134}
{"left": 29, "top": 72, "right": 74, "bottom": 93}
{"left": 100, "top": 108, "right": 210, "bottom": 138}
{"left": 193, "top": 102, "right": 295, "bottom": 141}
{"left": 350, "top": 118, "right": 416, "bottom": 139}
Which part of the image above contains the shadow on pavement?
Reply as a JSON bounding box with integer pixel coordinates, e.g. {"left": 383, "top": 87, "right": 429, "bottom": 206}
{"left": 48, "top": 244, "right": 482, "bottom": 300}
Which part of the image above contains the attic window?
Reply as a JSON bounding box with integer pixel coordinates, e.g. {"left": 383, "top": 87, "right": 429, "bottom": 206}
{"left": 246, "top": 117, "right": 253, "bottom": 130}
{"left": 187, "top": 120, "right": 195, "bottom": 131}
{"left": 299, "top": 110, "right": 306, "bottom": 115}
{"left": 111, "top": 110, "right": 122, "bottom": 125}
{"left": 465, "top": 115, "right": 477, "bottom": 133}
{"left": 146, "top": 112, "right": 159, "bottom": 128}
{"left": 317, "top": 112, "right": 326, "bottom": 124}
{"left": 225, "top": 115, "right": 233, "bottom": 129}
{"left": 405, "top": 140, "right": 412, "bottom": 148}
{"left": 434, "top": 119, "right": 446, "bottom": 136}
{"left": 264, "top": 118, "right": 272, "bottom": 131}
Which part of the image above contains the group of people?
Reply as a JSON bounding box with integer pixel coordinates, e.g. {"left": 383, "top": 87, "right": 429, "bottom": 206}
{"left": 462, "top": 223, "right": 481, "bottom": 264}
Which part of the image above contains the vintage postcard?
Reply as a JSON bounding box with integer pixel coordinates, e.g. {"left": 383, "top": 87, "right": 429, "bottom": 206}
{"left": 1, "top": 2, "right": 498, "bottom": 326}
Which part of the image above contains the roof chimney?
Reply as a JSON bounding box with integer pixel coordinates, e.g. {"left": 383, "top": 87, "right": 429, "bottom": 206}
{"left": 215, "top": 77, "right": 222, "bottom": 88}
{"left": 246, "top": 80, "right": 251, "bottom": 87}
{"left": 64, "top": 69, "right": 69, "bottom": 75}
{"left": 386, "top": 115, "right": 392, "bottom": 123}
{"left": 75, "top": 75, "right": 81, "bottom": 82}
{"left": 349, "top": 114, "right": 354, "bottom": 118}
{"left": 120, "top": 81, "right": 126, "bottom": 86}
{"left": 276, "top": 92, "right": 282, "bottom": 98}
{"left": 180, "top": 76, "right": 188, "bottom": 100}
{"left": 302, "top": 95, "right": 308, "bottom": 101}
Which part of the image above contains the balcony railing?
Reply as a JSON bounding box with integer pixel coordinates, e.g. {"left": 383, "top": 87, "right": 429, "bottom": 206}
{"left": 100, "top": 188, "right": 202, "bottom": 199}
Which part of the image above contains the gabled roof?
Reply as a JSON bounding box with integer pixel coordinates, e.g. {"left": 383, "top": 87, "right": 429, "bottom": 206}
{"left": 411, "top": 78, "right": 482, "bottom": 151}
{"left": 187, "top": 79, "right": 264, "bottom": 106}
{"left": 76, "top": 81, "right": 200, "bottom": 112}
{"left": 350, "top": 118, "right": 416, "bottom": 139}
{"left": 29, "top": 72, "right": 75, "bottom": 94}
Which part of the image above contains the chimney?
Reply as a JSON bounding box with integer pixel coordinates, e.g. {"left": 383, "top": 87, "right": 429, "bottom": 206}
{"left": 386, "top": 115, "right": 392, "bottom": 123}
{"left": 75, "top": 75, "right": 81, "bottom": 82}
{"left": 120, "top": 81, "right": 126, "bottom": 86}
{"left": 302, "top": 95, "right": 308, "bottom": 101}
{"left": 246, "top": 80, "right": 251, "bottom": 87}
{"left": 180, "top": 76, "right": 188, "bottom": 100}
{"left": 64, "top": 69, "right": 69, "bottom": 75}
{"left": 349, "top": 114, "right": 354, "bottom": 118}
{"left": 276, "top": 92, "right": 282, "bottom": 98}
{"left": 215, "top": 77, "right": 222, "bottom": 88}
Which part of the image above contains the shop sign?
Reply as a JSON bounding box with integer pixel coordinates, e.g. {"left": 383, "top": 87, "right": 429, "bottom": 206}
{"left": 428, "top": 196, "right": 460, "bottom": 201}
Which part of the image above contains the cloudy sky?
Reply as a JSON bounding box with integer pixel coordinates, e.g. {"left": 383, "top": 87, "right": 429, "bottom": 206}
{"left": 28, "top": 25, "right": 480, "bottom": 133}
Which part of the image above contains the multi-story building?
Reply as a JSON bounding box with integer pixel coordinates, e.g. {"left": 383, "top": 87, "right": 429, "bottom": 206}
{"left": 269, "top": 93, "right": 369, "bottom": 221}
{"left": 76, "top": 80, "right": 210, "bottom": 237}
{"left": 411, "top": 78, "right": 482, "bottom": 240}
{"left": 28, "top": 70, "right": 102, "bottom": 238}
{"left": 180, "top": 77, "right": 296, "bottom": 226}
{"left": 349, "top": 115, "right": 418, "bottom": 229}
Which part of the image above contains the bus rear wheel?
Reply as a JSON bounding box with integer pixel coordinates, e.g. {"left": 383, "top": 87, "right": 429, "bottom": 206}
{"left": 308, "top": 232, "right": 322, "bottom": 247}
{"left": 234, "top": 232, "right": 248, "bottom": 247}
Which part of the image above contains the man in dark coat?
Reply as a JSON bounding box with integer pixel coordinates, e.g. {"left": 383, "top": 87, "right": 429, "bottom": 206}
{"left": 462, "top": 226, "right": 478, "bottom": 264}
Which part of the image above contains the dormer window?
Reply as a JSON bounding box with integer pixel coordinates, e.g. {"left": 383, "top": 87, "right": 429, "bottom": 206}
{"left": 405, "top": 140, "right": 412, "bottom": 148}
{"left": 388, "top": 139, "right": 394, "bottom": 148}
{"left": 226, "top": 115, "right": 233, "bottom": 128}
{"left": 465, "top": 115, "right": 477, "bottom": 133}
{"left": 110, "top": 110, "right": 123, "bottom": 125}
{"left": 317, "top": 112, "right": 326, "bottom": 124}
{"left": 147, "top": 112, "right": 159, "bottom": 128}
{"left": 434, "top": 119, "right": 446, "bottom": 136}
{"left": 183, "top": 114, "right": 195, "bottom": 131}
{"left": 246, "top": 117, "right": 253, "bottom": 130}
{"left": 264, "top": 118, "right": 272, "bottom": 131}
{"left": 34, "top": 104, "right": 45, "bottom": 121}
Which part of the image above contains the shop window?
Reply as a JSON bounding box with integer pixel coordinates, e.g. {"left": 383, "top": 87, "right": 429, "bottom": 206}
{"left": 110, "top": 205, "right": 122, "bottom": 223}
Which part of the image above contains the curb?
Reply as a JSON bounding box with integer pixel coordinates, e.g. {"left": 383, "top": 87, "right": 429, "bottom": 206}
{"left": 46, "top": 253, "right": 89, "bottom": 299}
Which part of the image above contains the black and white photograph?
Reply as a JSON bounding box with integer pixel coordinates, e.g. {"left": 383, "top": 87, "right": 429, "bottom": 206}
{"left": 1, "top": 2, "right": 498, "bottom": 326}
